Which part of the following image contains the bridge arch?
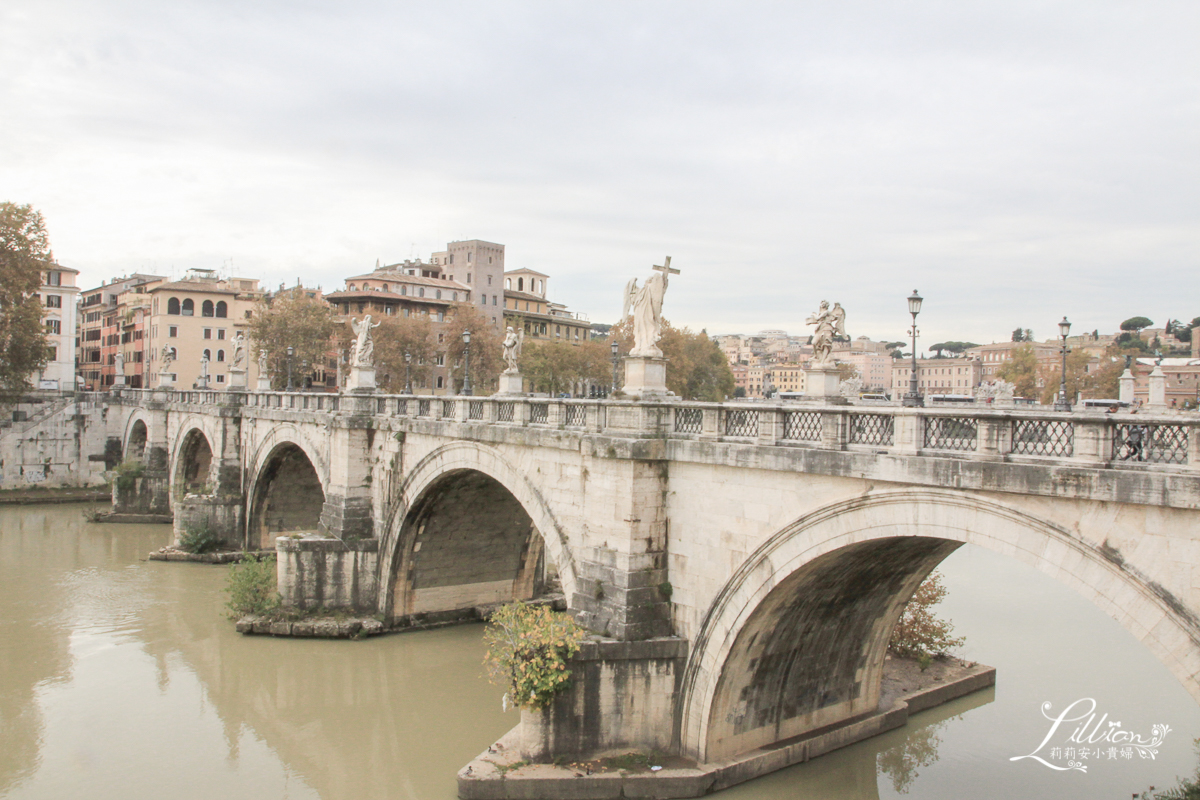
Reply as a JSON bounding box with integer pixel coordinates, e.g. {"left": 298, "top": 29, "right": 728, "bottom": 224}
{"left": 379, "top": 441, "right": 579, "bottom": 619}
{"left": 677, "top": 489, "right": 1200, "bottom": 763}
{"left": 123, "top": 413, "right": 149, "bottom": 463}
{"left": 173, "top": 427, "right": 215, "bottom": 495}
{"left": 246, "top": 440, "right": 326, "bottom": 549}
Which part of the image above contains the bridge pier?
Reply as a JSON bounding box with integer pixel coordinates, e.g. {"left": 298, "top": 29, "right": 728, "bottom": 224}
{"left": 172, "top": 406, "right": 245, "bottom": 548}
{"left": 572, "top": 451, "right": 673, "bottom": 641}
{"left": 112, "top": 406, "right": 171, "bottom": 518}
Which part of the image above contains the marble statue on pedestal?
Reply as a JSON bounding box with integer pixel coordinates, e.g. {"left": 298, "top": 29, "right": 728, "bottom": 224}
{"left": 806, "top": 301, "right": 846, "bottom": 369}
{"left": 350, "top": 315, "right": 381, "bottom": 368}
{"left": 502, "top": 326, "right": 524, "bottom": 373}
{"left": 622, "top": 256, "right": 679, "bottom": 358}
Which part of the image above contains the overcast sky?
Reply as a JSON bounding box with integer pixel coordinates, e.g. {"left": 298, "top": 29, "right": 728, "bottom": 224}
{"left": 4, "top": 2, "right": 1197, "bottom": 348}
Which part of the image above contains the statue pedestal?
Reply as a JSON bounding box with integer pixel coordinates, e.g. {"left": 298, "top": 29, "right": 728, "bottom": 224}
{"left": 1148, "top": 365, "right": 1167, "bottom": 409}
{"left": 256, "top": 375, "right": 273, "bottom": 392}
{"left": 803, "top": 365, "right": 841, "bottom": 399}
{"left": 114, "top": 374, "right": 127, "bottom": 387}
{"left": 347, "top": 365, "right": 376, "bottom": 393}
{"left": 228, "top": 368, "right": 247, "bottom": 391}
{"left": 157, "top": 372, "right": 174, "bottom": 389}
{"left": 622, "top": 356, "right": 668, "bottom": 398}
{"left": 1119, "top": 369, "right": 1135, "bottom": 405}
{"left": 496, "top": 372, "right": 525, "bottom": 396}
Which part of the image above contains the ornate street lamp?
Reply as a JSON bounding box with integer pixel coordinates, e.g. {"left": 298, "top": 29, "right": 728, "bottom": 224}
{"left": 286, "top": 345, "right": 294, "bottom": 392}
{"left": 461, "top": 329, "right": 473, "bottom": 396}
{"left": 610, "top": 339, "right": 620, "bottom": 395}
{"left": 1055, "top": 317, "right": 1071, "bottom": 412}
{"left": 402, "top": 352, "right": 413, "bottom": 395}
{"left": 902, "top": 290, "right": 923, "bottom": 407}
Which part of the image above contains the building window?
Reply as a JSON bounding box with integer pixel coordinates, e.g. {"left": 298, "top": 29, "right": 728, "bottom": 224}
{"left": 467, "top": 252, "right": 472, "bottom": 263}
{"left": 349, "top": 284, "right": 356, "bottom": 291}
{"left": 203, "top": 328, "right": 212, "bottom": 339}
{"left": 436, "top": 312, "right": 444, "bottom": 322}
{"left": 168, "top": 297, "right": 180, "bottom": 315}
{"left": 386, "top": 306, "right": 394, "bottom": 315}
{"left": 418, "top": 288, "right": 425, "bottom": 298}
{"left": 436, "top": 290, "right": 442, "bottom": 300}
{"left": 45, "top": 294, "right": 62, "bottom": 308}
{"left": 401, "top": 286, "right": 407, "bottom": 296}
{"left": 216, "top": 374, "right": 225, "bottom": 383}
{"left": 216, "top": 301, "right": 227, "bottom": 318}
{"left": 217, "top": 350, "right": 225, "bottom": 362}
{"left": 169, "top": 326, "right": 178, "bottom": 337}
{"left": 202, "top": 300, "right": 214, "bottom": 317}
{"left": 382, "top": 284, "right": 388, "bottom": 292}
{"left": 217, "top": 329, "right": 225, "bottom": 340}
{"left": 203, "top": 349, "right": 211, "bottom": 360}
{"left": 403, "top": 308, "right": 410, "bottom": 317}
{"left": 45, "top": 319, "right": 60, "bottom": 334}
{"left": 449, "top": 255, "right": 454, "bottom": 265}
{"left": 487, "top": 275, "right": 492, "bottom": 285}
{"left": 436, "top": 375, "right": 444, "bottom": 389}
{"left": 47, "top": 346, "right": 57, "bottom": 361}
{"left": 47, "top": 271, "right": 61, "bottom": 286}
{"left": 467, "top": 273, "right": 472, "bottom": 283}
{"left": 181, "top": 299, "right": 194, "bottom": 316}
{"left": 452, "top": 292, "right": 458, "bottom": 301}
{"left": 518, "top": 277, "right": 524, "bottom": 291}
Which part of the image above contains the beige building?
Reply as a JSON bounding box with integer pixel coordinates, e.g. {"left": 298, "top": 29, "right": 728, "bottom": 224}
{"left": 146, "top": 271, "right": 263, "bottom": 389}
{"left": 430, "top": 239, "right": 507, "bottom": 328}
{"left": 840, "top": 350, "right": 893, "bottom": 393}
{"left": 36, "top": 264, "right": 80, "bottom": 391}
{"left": 503, "top": 268, "right": 590, "bottom": 344}
{"left": 892, "top": 357, "right": 982, "bottom": 398}
{"left": 966, "top": 340, "right": 1060, "bottom": 380}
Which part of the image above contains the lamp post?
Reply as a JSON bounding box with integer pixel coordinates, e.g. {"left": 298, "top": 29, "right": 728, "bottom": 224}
{"left": 1055, "top": 317, "right": 1071, "bottom": 412}
{"left": 286, "top": 346, "right": 294, "bottom": 392}
{"left": 902, "top": 290, "right": 923, "bottom": 407}
{"left": 610, "top": 339, "right": 620, "bottom": 395}
{"left": 402, "top": 352, "right": 412, "bottom": 395}
{"left": 461, "top": 329, "right": 473, "bottom": 396}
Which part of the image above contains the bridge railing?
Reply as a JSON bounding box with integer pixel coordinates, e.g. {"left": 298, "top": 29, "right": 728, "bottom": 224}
{"left": 143, "top": 389, "right": 1199, "bottom": 471}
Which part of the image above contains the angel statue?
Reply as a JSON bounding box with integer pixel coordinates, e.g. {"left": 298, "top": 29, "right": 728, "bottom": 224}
{"left": 349, "top": 315, "right": 382, "bottom": 368}
{"left": 622, "top": 256, "right": 679, "bottom": 358}
{"left": 257, "top": 349, "right": 268, "bottom": 374}
{"left": 502, "top": 326, "right": 524, "bottom": 373}
{"left": 806, "top": 300, "right": 846, "bottom": 368}
{"left": 230, "top": 332, "right": 246, "bottom": 370}
{"left": 160, "top": 344, "right": 175, "bottom": 370}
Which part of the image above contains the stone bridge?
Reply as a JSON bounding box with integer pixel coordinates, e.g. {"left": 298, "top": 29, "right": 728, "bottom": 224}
{"left": 97, "top": 386, "right": 1200, "bottom": 779}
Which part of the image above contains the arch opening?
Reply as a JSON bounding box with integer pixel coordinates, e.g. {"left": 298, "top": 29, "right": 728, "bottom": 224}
{"left": 390, "top": 468, "right": 552, "bottom": 618}
{"left": 682, "top": 490, "right": 1200, "bottom": 766}
{"left": 126, "top": 420, "right": 148, "bottom": 463}
{"left": 704, "top": 536, "right": 960, "bottom": 761}
{"left": 175, "top": 429, "right": 213, "bottom": 494}
{"left": 249, "top": 443, "right": 325, "bottom": 549}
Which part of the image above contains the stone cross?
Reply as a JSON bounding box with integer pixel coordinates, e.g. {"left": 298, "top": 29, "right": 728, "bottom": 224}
{"left": 653, "top": 256, "right": 680, "bottom": 278}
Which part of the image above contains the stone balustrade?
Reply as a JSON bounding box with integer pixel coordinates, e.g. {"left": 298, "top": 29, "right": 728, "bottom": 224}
{"left": 112, "top": 387, "right": 1200, "bottom": 473}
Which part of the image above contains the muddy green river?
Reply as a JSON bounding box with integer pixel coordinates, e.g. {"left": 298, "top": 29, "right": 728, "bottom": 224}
{"left": 2, "top": 504, "right": 1197, "bottom": 799}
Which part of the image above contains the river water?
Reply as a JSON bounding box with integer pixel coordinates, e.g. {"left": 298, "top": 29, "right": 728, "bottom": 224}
{"left": 1, "top": 504, "right": 1197, "bottom": 800}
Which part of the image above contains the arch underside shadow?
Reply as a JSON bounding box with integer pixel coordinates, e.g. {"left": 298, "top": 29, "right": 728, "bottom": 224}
{"left": 680, "top": 489, "right": 1200, "bottom": 763}
{"left": 174, "top": 428, "right": 213, "bottom": 494}
{"left": 126, "top": 419, "right": 148, "bottom": 462}
{"left": 248, "top": 443, "right": 325, "bottom": 550}
{"left": 391, "top": 468, "right": 547, "bottom": 618}
{"left": 378, "top": 441, "right": 579, "bottom": 618}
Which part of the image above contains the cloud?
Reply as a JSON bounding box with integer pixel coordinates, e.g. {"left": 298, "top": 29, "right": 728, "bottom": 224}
{"left": 3, "top": 1, "right": 1197, "bottom": 346}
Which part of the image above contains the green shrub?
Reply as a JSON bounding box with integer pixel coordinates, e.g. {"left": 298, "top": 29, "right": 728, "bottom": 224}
{"left": 889, "top": 571, "right": 965, "bottom": 660}
{"left": 482, "top": 601, "right": 587, "bottom": 711}
{"left": 224, "top": 554, "right": 280, "bottom": 619}
{"left": 106, "top": 458, "right": 144, "bottom": 493}
{"left": 179, "top": 523, "right": 224, "bottom": 554}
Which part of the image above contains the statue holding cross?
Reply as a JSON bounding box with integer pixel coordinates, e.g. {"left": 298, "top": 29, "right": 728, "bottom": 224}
{"left": 622, "top": 256, "right": 678, "bottom": 358}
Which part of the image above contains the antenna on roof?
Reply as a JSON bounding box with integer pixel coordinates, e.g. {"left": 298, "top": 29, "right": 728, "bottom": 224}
{"left": 376, "top": 258, "right": 381, "bottom": 269}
